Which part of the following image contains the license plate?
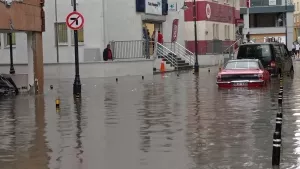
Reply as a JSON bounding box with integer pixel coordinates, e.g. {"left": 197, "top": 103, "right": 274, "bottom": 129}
{"left": 233, "top": 82, "right": 248, "bottom": 86}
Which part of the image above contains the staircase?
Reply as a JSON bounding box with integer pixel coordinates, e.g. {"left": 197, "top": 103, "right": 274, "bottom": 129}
{"left": 156, "top": 42, "right": 194, "bottom": 71}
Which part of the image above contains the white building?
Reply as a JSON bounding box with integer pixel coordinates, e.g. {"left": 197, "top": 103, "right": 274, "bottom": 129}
{"left": 0, "top": 0, "right": 187, "bottom": 64}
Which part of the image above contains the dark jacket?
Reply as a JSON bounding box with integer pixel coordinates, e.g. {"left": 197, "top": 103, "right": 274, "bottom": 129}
{"left": 103, "top": 48, "right": 113, "bottom": 61}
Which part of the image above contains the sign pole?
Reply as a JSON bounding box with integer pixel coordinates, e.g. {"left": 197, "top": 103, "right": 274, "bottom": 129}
{"left": 193, "top": 0, "right": 199, "bottom": 73}
{"left": 72, "top": 0, "right": 81, "bottom": 97}
{"left": 9, "top": 32, "right": 15, "bottom": 74}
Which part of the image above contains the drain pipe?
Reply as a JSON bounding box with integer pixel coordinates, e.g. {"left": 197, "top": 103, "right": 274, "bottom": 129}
{"left": 54, "top": 0, "right": 60, "bottom": 63}
{"left": 102, "top": 0, "right": 107, "bottom": 46}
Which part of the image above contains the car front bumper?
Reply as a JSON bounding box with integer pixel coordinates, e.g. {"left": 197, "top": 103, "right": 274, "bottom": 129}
{"left": 216, "top": 80, "right": 265, "bottom": 87}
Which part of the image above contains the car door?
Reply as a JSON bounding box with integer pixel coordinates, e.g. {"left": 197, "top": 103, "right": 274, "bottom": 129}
{"left": 273, "top": 44, "right": 284, "bottom": 72}
{"left": 282, "top": 44, "right": 293, "bottom": 72}
{"left": 279, "top": 44, "right": 290, "bottom": 73}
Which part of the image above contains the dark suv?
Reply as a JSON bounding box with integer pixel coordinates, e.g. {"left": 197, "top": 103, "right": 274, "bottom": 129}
{"left": 236, "top": 42, "right": 294, "bottom": 77}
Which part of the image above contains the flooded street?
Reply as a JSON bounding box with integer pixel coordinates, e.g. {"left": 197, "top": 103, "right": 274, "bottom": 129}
{"left": 1, "top": 62, "right": 300, "bottom": 169}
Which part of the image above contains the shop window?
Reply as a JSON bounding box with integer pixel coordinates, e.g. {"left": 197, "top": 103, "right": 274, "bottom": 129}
{"left": 4, "top": 33, "right": 16, "bottom": 47}
{"left": 162, "top": 0, "right": 168, "bottom": 15}
{"left": 55, "top": 22, "right": 68, "bottom": 45}
{"left": 136, "top": 0, "right": 145, "bottom": 12}
{"left": 71, "top": 27, "right": 84, "bottom": 45}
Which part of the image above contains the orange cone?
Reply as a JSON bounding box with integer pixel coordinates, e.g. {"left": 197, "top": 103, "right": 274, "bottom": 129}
{"left": 160, "top": 60, "right": 165, "bottom": 72}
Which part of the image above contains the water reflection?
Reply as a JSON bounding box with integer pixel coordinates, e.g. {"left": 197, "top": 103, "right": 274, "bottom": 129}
{"left": 104, "top": 83, "right": 118, "bottom": 126}
{"left": 0, "top": 97, "right": 16, "bottom": 164}
{"left": 74, "top": 97, "right": 83, "bottom": 164}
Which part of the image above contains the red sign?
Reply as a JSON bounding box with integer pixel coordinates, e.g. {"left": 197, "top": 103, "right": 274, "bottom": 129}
{"left": 171, "top": 19, "right": 179, "bottom": 42}
{"left": 66, "top": 11, "right": 84, "bottom": 30}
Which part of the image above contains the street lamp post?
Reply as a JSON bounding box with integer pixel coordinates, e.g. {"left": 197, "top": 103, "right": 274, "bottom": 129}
{"left": 72, "top": 0, "right": 81, "bottom": 97}
{"left": 193, "top": 0, "right": 199, "bottom": 72}
{"left": 8, "top": 33, "right": 15, "bottom": 74}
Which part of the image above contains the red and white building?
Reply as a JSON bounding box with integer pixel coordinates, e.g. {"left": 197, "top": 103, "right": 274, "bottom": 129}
{"left": 184, "top": 0, "right": 241, "bottom": 54}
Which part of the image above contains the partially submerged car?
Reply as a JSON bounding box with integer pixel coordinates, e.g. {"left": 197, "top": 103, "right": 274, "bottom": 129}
{"left": 216, "top": 59, "right": 270, "bottom": 88}
{"left": 0, "top": 74, "right": 18, "bottom": 96}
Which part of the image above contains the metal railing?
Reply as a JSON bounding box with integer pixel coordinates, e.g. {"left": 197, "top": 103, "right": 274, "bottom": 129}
{"left": 164, "top": 42, "right": 194, "bottom": 66}
{"left": 240, "top": 0, "right": 292, "bottom": 7}
{"left": 223, "top": 38, "right": 242, "bottom": 55}
{"left": 222, "top": 38, "right": 242, "bottom": 64}
{"left": 156, "top": 42, "right": 179, "bottom": 70}
{"left": 110, "top": 40, "right": 151, "bottom": 59}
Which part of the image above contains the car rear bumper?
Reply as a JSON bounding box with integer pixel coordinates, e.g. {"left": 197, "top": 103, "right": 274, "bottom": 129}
{"left": 216, "top": 80, "right": 265, "bottom": 88}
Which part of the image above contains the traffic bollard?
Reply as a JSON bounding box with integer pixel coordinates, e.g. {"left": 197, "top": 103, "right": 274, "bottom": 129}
{"left": 279, "top": 86, "right": 283, "bottom": 94}
{"left": 278, "top": 92, "right": 283, "bottom": 105}
{"left": 275, "top": 111, "right": 282, "bottom": 134}
{"left": 272, "top": 131, "right": 281, "bottom": 166}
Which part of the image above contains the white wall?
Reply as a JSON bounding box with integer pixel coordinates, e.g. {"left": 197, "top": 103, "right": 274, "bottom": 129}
{"left": 162, "top": 0, "right": 185, "bottom": 45}
{"left": 0, "top": 60, "right": 154, "bottom": 79}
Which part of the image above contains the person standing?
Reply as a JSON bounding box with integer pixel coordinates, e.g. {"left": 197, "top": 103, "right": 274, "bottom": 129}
{"left": 103, "top": 44, "right": 113, "bottom": 61}
{"left": 296, "top": 42, "right": 300, "bottom": 58}
{"left": 157, "top": 30, "right": 164, "bottom": 57}
{"left": 292, "top": 42, "right": 296, "bottom": 58}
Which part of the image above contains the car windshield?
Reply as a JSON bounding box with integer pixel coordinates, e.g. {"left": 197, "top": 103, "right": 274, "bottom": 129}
{"left": 225, "top": 61, "right": 259, "bottom": 69}
{"left": 237, "top": 44, "right": 272, "bottom": 64}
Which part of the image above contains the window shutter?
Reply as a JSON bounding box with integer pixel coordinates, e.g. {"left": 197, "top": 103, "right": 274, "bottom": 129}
{"left": 162, "top": 0, "right": 168, "bottom": 15}
{"left": 136, "top": 0, "right": 145, "bottom": 12}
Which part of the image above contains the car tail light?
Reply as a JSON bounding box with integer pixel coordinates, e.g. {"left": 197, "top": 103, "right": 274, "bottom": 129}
{"left": 258, "top": 73, "right": 263, "bottom": 80}
{"left": 270, "top": 61, "right": 276, "bottom": 67}
{"left": 217, "top": 75, "right": 221, "bottom": 82}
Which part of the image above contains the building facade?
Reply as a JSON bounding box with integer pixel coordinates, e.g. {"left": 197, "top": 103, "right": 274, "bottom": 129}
{"left": 184, "top": 0, "right": 241, "bottom": 54}
{"left": 294, "top": 0, "right": 300, "bottom": 41}
{"left": 0, "top": 0, "right": 187, "bottom": 64}
{"left": 240, "top": 0, "right": 294, "bottom": 49}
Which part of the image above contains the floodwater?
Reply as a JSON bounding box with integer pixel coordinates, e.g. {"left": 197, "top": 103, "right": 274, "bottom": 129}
{"left": 1, "top": 63, "right": 300, "bottom": 169}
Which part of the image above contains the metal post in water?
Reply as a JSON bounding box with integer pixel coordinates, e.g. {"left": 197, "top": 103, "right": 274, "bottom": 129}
{"left": 72, "top": 0, "right": 81, "bottom": 97}
{"left": 272, "top": 131, "right": 281, "bottom": 166}
{"left": 278, "top": 92, "right": 283, "bottom": 105}
{"left": 279, "top": 86, "right": 283, "bottom": 94}
{"left": 275, "top": 111, "right": 282, "bottom": 135}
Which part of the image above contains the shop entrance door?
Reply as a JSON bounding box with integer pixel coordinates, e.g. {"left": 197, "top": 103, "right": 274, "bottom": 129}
{"left": 143, "top": 22, "right": 162, "bottom": 55}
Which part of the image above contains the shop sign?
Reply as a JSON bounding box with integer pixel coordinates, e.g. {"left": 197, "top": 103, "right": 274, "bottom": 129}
{"left": 145, "top": 0, "right": 162, "bottom": 15}
{"left": 171, "top": 19, "right": 179, "bottom": 42}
